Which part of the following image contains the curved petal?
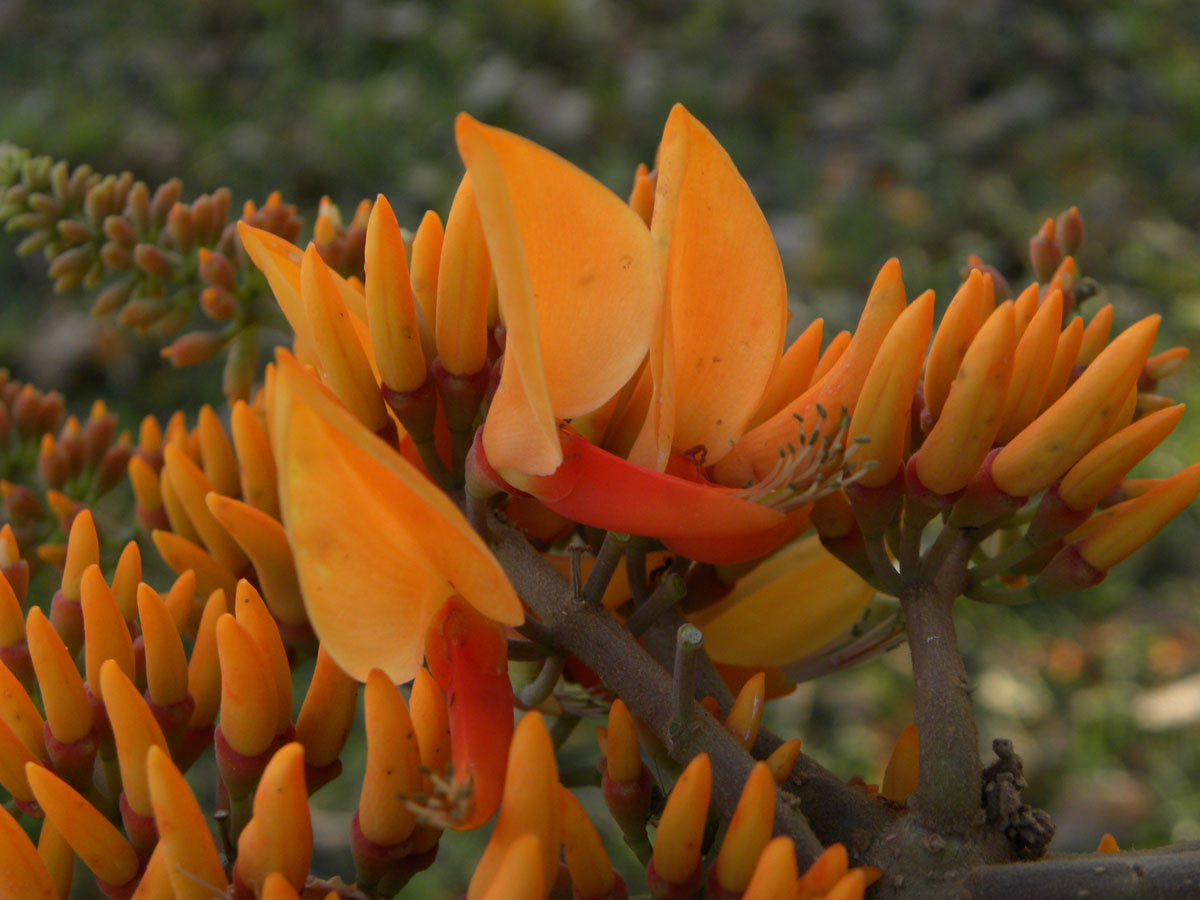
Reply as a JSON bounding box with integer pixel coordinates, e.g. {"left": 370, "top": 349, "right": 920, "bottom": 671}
{"left": 456, "top": 113, "right": 660, "bottom": 474}
{"left": 272, "top": 352, "right": 522, "bottom": 684}
{"left": 652, "top": 104, "right": 787, "bottom": 465}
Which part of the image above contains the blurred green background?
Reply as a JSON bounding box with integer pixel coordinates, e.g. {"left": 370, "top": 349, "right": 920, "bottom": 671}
{"left": 4, "top": 0, "right": 1200, "bottom": 894}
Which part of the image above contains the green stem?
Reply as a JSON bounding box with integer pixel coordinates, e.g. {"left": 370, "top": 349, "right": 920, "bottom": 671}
{"left": 668, "top": 625, "right": 704, "bottom": 745}
{"left": 624, "top": 572, "right": 687, "bottom": 637}
{"left": 584, "top": 532, "right": 630, "bottom": 605}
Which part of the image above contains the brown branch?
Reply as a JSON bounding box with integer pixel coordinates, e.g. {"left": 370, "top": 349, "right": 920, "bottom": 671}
{"left": 963, "top": 849, "right": 1200, "bottom": 900}
{"left": 486, "top": 517, "right": 830, "bottom": 863}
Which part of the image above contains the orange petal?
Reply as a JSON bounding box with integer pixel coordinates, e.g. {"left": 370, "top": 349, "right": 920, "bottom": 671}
{"left": 714, "top": 762, "right": 777, "bottom": 894}
{"left": 796, "top": 842, "right": 848, "bottom": 900}
{"left": 36, "top": 818, "right": 73, "bottom": 900}
{"left": 810, "top": 329, "right": 852, "bottom": 387}
{"left": 410, "top": 666, "right": 451, "bottom": 782}
{"left": 137, "top": 583, "right": 189, "bottom": 709}
{"left": 476, "top": 833, "right": 546, "bottom": 900}
{"left": 26, "top": 607, "right": 92, "bottom": 744}
{"left": 411, "top": 210, "right": 444, "bottom": 336}
{"left": 294, "top": 645, "right": 359, "bottom": 770}
{"left": 196, "top": 405, "right": 240, "bottom": 498}
{"left": 271, "top": 352, "right": 521, "bottom": 684}
{"left": 651, "top": 104, "right": 787, "bottom": 465}
{"left": 238, "top": 222, "right": 315, "bottom": 351}
{"left": 995, "top": 289, "right": 1064, "bottom": 444}
{"left": 111, "top": 541, "right": 141, "bottom": 624}
{"left": 741, "top": 835, "right": 799, "bottom": 900}
{"left": 457, "top": 113, "right": 660, "bottom": 475}
{"left": 186, "top": 588, "right": 229, "bottom": 730}
{"left": 60, "top": 509, "right": 98, "bottom": 603}
{"left": 359, "top": 669, "right": 422, "bottom": 846}
{"left": 922, "top": 270, "right": 990, "bottom": 422}
{"left": 234, "top": 580, "right": 293, "bottom": 738}
{"left": 80, "top": 564, "right": 135, "bottom": 693}
{"left": 560, "top": 786, "right": 617, "bottom": 900}
{"left": 1077, "top": 303, "right": 1114, "bottom": 368}
{"left": 230, "top": 399, "right": 280, "bottom": 519}
{"left": 366, "top": 194, "right": 427, "bottom": 393}
{"left": 100, "top": 659, "right": 168, "bottom": 818}
{"left": 993, "top": 315, "right": 1160, "bottom": 497}
{"left": 716, "top": 258, "right": 907, "bottom": 486}
{"left": 426, "top": 599, "right": 515, "bottom": 832}
{"left": 0, "top": 657, "right": 45, "bottom": 756}
{"left": 606, "top": 698, "right": 643, "bottom": 783}
{"left": 724, "top": 672, "right": 766, "bottom": 750}
{"left": 880, "top": 723, "right": 919, "bottom": 805}
{"left": 234, "top": 743, "right": 312, "bottom": 893}
{"left": 0, "top": 805, "right": 57, "bottom": 900}
{"left": 1038, "top": 314, "right": 1085, "bottom": 413}
{"left": 435, "top": 173, "right": 492, "bottom": 376}
{"left": 748, "top": 318, "right": 824, "bottom": 430}
{"left": 915, "top": 301, "right": 1016, "bottom": 495}
{"left": 848, "top": 289, "right": 934, "bottom": 486}
{"left": 146, "top": 745, "right": 229, "bottom": 900}
{"left": 652, "top": 752, "right": 712, "bottom": 885}
{"left": 163, "top": 444, "right": 249, "bottom": 574}
{"left": 215, "top": 613, "right": 278, "bottom": 758}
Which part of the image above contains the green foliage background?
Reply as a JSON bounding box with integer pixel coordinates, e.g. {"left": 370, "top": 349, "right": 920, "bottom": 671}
{"left": 3, "top": 0, "right": 1200, "bottom": 893}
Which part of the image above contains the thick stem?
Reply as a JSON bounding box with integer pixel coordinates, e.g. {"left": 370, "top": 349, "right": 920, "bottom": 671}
{"left": 964, "top": 849, "right": 1200, "bottom": 900}
{"left": 669, "top": 625, "right": 704, "bottom": 740}
{"left": 900, "top": 581, "right": 981, "bottom": 837}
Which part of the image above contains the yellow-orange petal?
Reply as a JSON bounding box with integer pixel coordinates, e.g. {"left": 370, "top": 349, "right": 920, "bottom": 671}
{"left": 260, "top": 871, "right": 303, "bottom": 900}
{"left": 923, "top": 270, "right": 990, "bottom": 422}
{"left": 196, "top": 405, "right": 240, "bottom": 498}
{"left": 235, "top": 742, "right": 312, "bottom": 892}
{"left": 145, "top": 745, "right": 228, "bottom": 900}
{"left": 230, "top": 399, "right": 280, "bottom": 519}
{"left": 81, "top": 564, "right": 135, "bottom": 693}
{"left": 234, "top": 580, "right": 293, "bottom": 737}
{"left": 215, "top": 613, "right": 278, "bottom": 757}
{"left": 26, "top": 763, "right": 139, "bottom": 886}
{"left": 741, "top": 835, "right": 799, "bottom": 900}
{"left": 300, "top": 243, "right": 390, "bottom": 432}
{"left": 1011, "top": 281, "right": 1039, "bottom": 339}
{"left": 606, "top": 698, "right": 642, "bottom": 783}
{"left": 880, "top": 723, "right": 919, "bottom": 806}
{"left": 163, "top": 444, "right": 249, "bottom": 574}
{"left": 1068, "top": 463, "right": 1200, "bottom": 570}
{"left": 1077, "top": 303, "right": 1114, "bottom": 368}
{"left": 0, "top": 804, "right": 58, "bottom": 900}
{"left": 26, "top": 607, "right": 92, "bottom": 743}
{"left": 995, "top": 289, "right": 1063, "bottom": 444}
{"left": 100, "top": 659, "right": 168, "bottom": 817}
{"left": 1146, "top": 346, "right": 1189, "bottom": 381}
{"left": 716, "top": 258, "right": 907, "bottom": 486}
{"left": 436, "top": 174, "right": 492, "bottom": 376}
{"left": 691, "top": 534, "right": 874, "bottom": 667}
{"left": 1059, "top": 404, "right": 1185, "bottom": 511}
{"left": 411, "top": 209, "right": 444, "bottom": 336}
{"left": 1097, "top": 832, "right": 1120, "bottom": 853}
{"left": 294, "top": 645, "right": 358, "bottom": 769}
{"left": 36, "top": 818, "right": 73, "bottom": 900}
{"left": 0, "top": 715, "right": 40, "bottom": 802}
{"left": 163, "top": 569, "right": 199, "bottom": 638}
{"left": 238, "top": 222, "right": 315, "bottom": 351}
{"left": 467, "top": 711, "right": 561, "bottom": 900}
{"left": 915, "top": 301, "right": 1016, "bottom": 495}
{"left": 60, "top": 509, "right": 98, "bottom": 603}
{"left": 652, "top": 752, "right": 712, "bottom": 885}
{"left": 158, "top": 464, "right": 201, "bottom": 545}
{"left": 560, "top": 786, "right": 617, "bottom": 900}
{"left": 766, "top": 738, "right": 803, "bottom": 785}
{"left": 848, "top": 289, "right": 935, "bottom": 485}
{"left": 128, "top": 456, "right": 163, "bottom": 521}
{"left": 993, "top": 315, "right": 1160, "bottom": 497}
{"left": 457, "top": 113, "right": 660, "bottom": 474}
{"left": 151, "top": 529, "right": 238, "bottom": 601}
{"left": 1038, "top": 315, "right": 1085, "bottom": 413}
{"left": 651, "top": 104, "right": 787, "bottom": 465}
{"left": 748, "top": 318, "right": 824, "bottom": 430}
{"left": 186, "top": 588, "right": 229, "bottom": 730}
{"left": 206, "top": 494, "right": 307, "bottom": 628}
{"left": 410, "top": 666, "right": 450, "bottom": 781}
{"left": 0, "top": 658, "right": 45, "bottom": 755}
{"left": 714, "top": 762, "right": 777, "bottom": 894}
{"left": 477, "top": 833, "right": 546, "bottom": 900}
{"left": 629, "top": 162, "right": 655, "bottom": 226}
{"left": 0, "top": 570, "right": 23, "bottom": 648}
{"left": 137, "top": 583, "right": 189, "bottom": 709}
{"left": 824, "top": 869, "right": 868, "bottom": 900}
{"left": 359, "top": 669, "right": 422, "bottom": 846}
{"left": 366, "top": 194, "right": 427, "bottom": 393}
{"left": 111, "top": 541, "right": 141, "bottom": 624}
{"left": 271, "top": 351, "right": 521, "bottom": 684}
{"left": 796, "top": 842, "right": 849, "bottom": 900}
{"left": 725, "top": 672, "right": 766, "bottom": 750}
{"left": 810, "top": 329, "right": 852, "bottom": 388}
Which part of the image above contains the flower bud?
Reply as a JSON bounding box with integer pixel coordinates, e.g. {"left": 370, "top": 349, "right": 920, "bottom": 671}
{"left": 766, "top": 738, "right": 803, "bottom": 786}
{"left": 1076, "top": 303, "right": 1113, "bottom": 368}
{"left": 648, "top": 753, "right": 711, "bottom": 894}
{"left": 146, "top": 745, "right": 229, "bottom": 900}
{"left": 366, "top": 194, "right": 428, "bottom": 394}
{"left": 796, "top": 843, "right": 848, "bottom": 900}
{"left": 712, "top": 762, "right": 776, "bottom": 896}
{"left": 294, "top": 645, "right": 358, "bottom": 782}
{"left": 923, "top": 270, "right": 990, "bottom": 424}
{"left": 233, "top": 743, "right": 313, "bottom": 897}
{"left": 36, "top": 818, "right": 73, "bottom": 900}
{"left": 215, "top": 613, "right": 278, "bottom": 764}
{"left": 880, "top": 723, "right": 919, "bottom": 806}
{"left": 561, "top": 785, "right": 624, "bottom": 900}
{"left": 995, "top": 289, "right": 1063, "bottom": 444}
{"left": 1057, "top": 207, "right": 1084, "bottom": 255}
{"left": 436, "top": 174, "right": 492, "bottom": 378}
{"left": 358, "top": 670, "right": 422, "bottom": 849}
{"left": 409, "top": 209, "right": 444, "bottom": 335}
{"left": 725, "top": 672, "right": 765, "bottom": 749}
{"left": 0, "top": 804, "right": 59, "bottom": 899}
{"left": 741, "top": 836, "right": 798, "bottom": 900}
{"left": 100, "top": 660, "right": 167, "bottom": 841}
{"left": 1097, "top": 833, "right": 1119, "bottom": 853}
{"left": 230, "top": 400, "right": 280, "bottom": 518}
{"left": 163, "top": 444, "right": 249, "bottom": 575}
{"left": 81, "top": 565, "right": 136, "bottom": 694}
{"left": 1029, "top": 219, "right": 1060, "bottom": 283}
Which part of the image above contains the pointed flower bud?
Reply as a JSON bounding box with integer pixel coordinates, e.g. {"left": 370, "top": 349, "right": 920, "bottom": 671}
{"left": 995, "top": 289, "right": 1063, "bottom": 444}
{"left": 436, "top": 174, "right": 492, "bottom": 378}
{"left": 358, "top": 669, "right": 422, "bottom": 847}
{"left": 994, "top": 315, "right": 1161, "bottom": 497}
{"left": 0, "top": 658, "right": 45, "bottom": 759}
{"left": 1076, "top": 303, "right": 1113, "bottom": 368}
{"left": 741, "top": 835, "right": 798, "bottom": 900}
{"left": 230, "top": 400, "right": 279, "bottom": 518}
{"left": 196, "top": 405, "right": 240, "bottom": 498}
{"left": 100, "top": 659, "right": 168, "bottom": 852}
{"left": 260, "top": 871, "right": 303, "bottom": 900}
{"left": 128, "top": 457, "right": 167, "bottom": 532}
{"left": 1038, "top": 315, "right": 1085, "bottom": 413}
{"left": 0, "top": 804, "right": 58, "bottom": 900}
{"left": 880, "top": 723, "right": 919, "bottom": 806}
{"left": 215, "top": 613, "right": 278, "bottom": 761}
{"left": 824, "top": 869, "right": 869, "bottom": 900}
{"left": 410, "top": 209, "right": 444, "bottom": 335}
{"left": 725, "top": 672, "right": 766, "bottom": 750}
{"left": 151, "top": 529, "right": 238, "bottom": 601}
{"left": 185, "top": 588, "right": 229, "bottom": 733}
{"left": 467, "top": 712, "right": 561, "bottom": 900}
{"left": 26, "top": 762, "right": 140, "bottom": 889}
{"left": 137, "top": 583, "right": 190, "bottom": 712}
{"left": 766, "top": 738, "right": 803, "bottom": 785}
{"left": 234, "top": 743, "right": 313, "bottom": 896}
{"left": 848, "top": 289, "right": 934, "bottom": 486}
{"left": 1058, "top": 404, "right": 1185, "bottom": 512}
{"left": 605, "top": 698, "right": 643, "bottom": 783}
{"left": 111, "top": 541, "right": 142, "bottom": 624}
{"left": 207, "top": 495, "right": 307, "bottom": 632}
{"left": 51, "top": 508, "right": 98, "bottom": 655}
{"left": 796, "top": 842, "right": 849, "bottom": 900}
{"left": 0, "top": 571, "right": 29, "bottom": 686}
{"left": 923, "top": 270, "right": 990, "bottom": 423}
{"left": 561, "top": 785, "right": 624, "bottom": 900}
{"left": 1097, "top": 832, "right": 1120, "bottom": 853}
{"left": 366, "top": 194, "right": 427, "bottom": 393}
{"left": 295, "top": 644, "right": 359, "bottom": 773}
{"left": 748, "top": 318, "right": 824, "bottom": 430}
{"left": 36, "top": 818, "right": 73, "bottom": 900}
{"left": 629, "top": 162, "right": 655, "bottom": 226}
{"left": 0, "top": 713, "right": 42, "bottom": 806}
{"left": 27, "top": 606, "right": 93, "bottom": 745}
{"left": 146, "top": 745, "right": 229, "bottom": 900}
{"left": 233, "top": 580, "right": 293, "bottom": 738}
{"left": 163, "top": 444, "right": 249, "bottom": 575}
{"left": 477, "top": 834, "right": 546, "bottom": 900}
{"left": 914, "top": 301, "right": 1016, "bottom": 495}
{"left": 649, "top": 752, "right": 711, "bottom": 892}
{"left": 82, "top": 564, "right": 136, "bottom": 693}
{"left": 409, "top": 666, "right": 450, "bottom": 782}
{"left": 712, "top": 762, "right": 776, "bottom": 896}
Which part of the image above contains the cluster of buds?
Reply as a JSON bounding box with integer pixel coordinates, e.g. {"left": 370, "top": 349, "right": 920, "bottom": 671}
{"left": 0, "top": 143, "right": 374, "bottom": 400}
{"left": 0, "top": 371, "right": 131, "bottom": 568}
